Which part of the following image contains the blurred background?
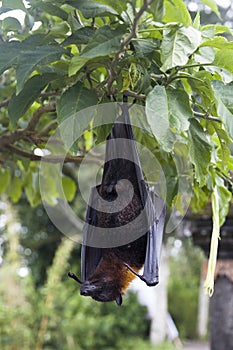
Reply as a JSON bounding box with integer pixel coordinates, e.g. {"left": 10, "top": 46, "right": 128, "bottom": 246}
{"left": 0, "top": 196, "right": 207, "bottom": 350}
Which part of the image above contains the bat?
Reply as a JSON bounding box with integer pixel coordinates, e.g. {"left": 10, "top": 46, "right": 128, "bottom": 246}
{"left": 68, "top": 99, "right": 166, "bottom": 306}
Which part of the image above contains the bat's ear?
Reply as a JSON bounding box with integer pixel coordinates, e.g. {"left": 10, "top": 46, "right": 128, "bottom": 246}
{"left": 115, "top": 294, "right": 122, "bottom": 306}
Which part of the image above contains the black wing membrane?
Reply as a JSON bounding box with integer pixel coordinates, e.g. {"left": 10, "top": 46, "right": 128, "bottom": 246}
{"left": 81, "top": 100, "right": 165, "bottom": 286}
{"left": 81, "top": 196, "right": 103, "bottom": 281}
{"left": 141, "top": 193, "right": 166, "bottom": 285}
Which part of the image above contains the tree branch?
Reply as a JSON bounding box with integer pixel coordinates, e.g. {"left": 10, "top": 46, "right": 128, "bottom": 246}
{"left": 6, "top": 144, "right": 84, "bottom": 164}
{"left": 26, "top": 102, "right": 56, "bottom": 131}
{"left": 107, "top": 0, "right": 153, "bottom": 95}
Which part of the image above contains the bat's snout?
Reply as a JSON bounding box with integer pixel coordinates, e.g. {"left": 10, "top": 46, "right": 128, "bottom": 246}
{"left": 80, "top": 282, "right": 97, "bottom": 296}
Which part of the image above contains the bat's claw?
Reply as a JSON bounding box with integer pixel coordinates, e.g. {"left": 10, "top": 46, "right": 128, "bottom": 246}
{"left": 68, "top": 271, "right": 82, "bottom": 284}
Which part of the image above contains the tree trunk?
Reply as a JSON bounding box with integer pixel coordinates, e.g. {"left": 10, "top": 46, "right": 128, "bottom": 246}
{"left": 210, "top": 276, "right": 233, "bottom": 350}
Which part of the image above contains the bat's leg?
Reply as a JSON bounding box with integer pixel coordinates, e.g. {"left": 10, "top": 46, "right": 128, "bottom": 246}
{"left": 68, "top": 271, "right": 82, "bottom": 284}
{"left": 123, "top": 260, "right": 158, "bottom": 286}
{"left": 123, "top": 262, "right": 143, "bottom": 280}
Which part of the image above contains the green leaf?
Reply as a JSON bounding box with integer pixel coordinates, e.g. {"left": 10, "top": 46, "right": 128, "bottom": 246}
{"left": 39, "top": 164, "right": 60, "bottom": 206}
{"left": 188, "top": 119, "right": 212, "bottom": 186}
{"left": 201, "top": 24, "right": 232, "bottom": 37}
{"left": 0, "top": 8, "right": 12, "bottom": 15}
{"left": 214, "top": 125, "right": 232, "bottom": 173}
{"left": 193, "top": 11, "right": 200, "bottom": 29}
{"left": 212, "top": 81, "right": 233, "bottom": 139}
{"left": 57, "top": 81, "right": 98, "bottom": 122}
{"left": 213, "top": 49, "right": 233, "bottom": 74}
{"left": 84, "top": 130, "right": 93, "bottom": 151}
{"left": 164, "top": 0, "right": 192, "bottom": 26}
{"left": 92, "top": 103, "right": 118, "bottom": 144}
{"left": 62, "top": 177, "right": 76, "bottom": 202}
{"left": 0, "top": 41, "right": 21, "bottom": 75}
{"left": 2, "top": 0, "right": 27, "bottom": 12}
{"left": 16, "top": 44, "right": 65, "bottom": 94}
{"left": 188, "top": 70, "right": 215, "bottom": 109}
{"left": 146, "top": 85, "right": 175, "bottom": 151}
{"left": 2, "top": 17, "right": 21, "bottom": 32}
{"left": 81, "top": 25, "right": 125, "bottom": 58}
{"left": 8, "top": 73, "right": 58, "bottom": 127}
{"left": 24, "top": 169, "right": 41, "bottom": 207}
{"left": 62, "top": 27, "right": 96, "bottom": 46}
{"left": 32, "top": 2, "right": 68, "bottom": 20}
{"left": 199, "top": 0, "right": 221, "bottom": 18}
{"left": 68, "top": 56, "right": 89, "bottom": 76}
{"left": 66, "top": 0, "right": 118, "bottom": 18}
{"left": 132, "top": 39, "right": 158, "bottom": 57}
{"left": 91, "top": 0, "right": 127, "bottom": 14}
{"left": 167, "top": 89, "right": 191, "bottom": 132}
{"left": 45, "top": 22, "right": 70, "bottom": 40}
{"left": 8, "top": 176, "right": 22, "bottom": 203}
{"left": 191, "top": 181, "right": 209, "bottom": 211}
{"left": 194, "top": 46, "right": 215, "bottom": 64}
{"left": 149, "top": 0, "right": 164, "bottom": 21}
{"left": 200, "top": 36, "right": 233, "bottom": 50}
{"left": 129, "top": 63, "right": 141, "bottom": 90}
{"left": 93, "top": 102, "right": 119, "bottom": 144}
{"left": 217, "top": 181, "right": 232, "bottom": 226}
{"left": 161, "top": 26, "right": 202, "bottom": 72}
{"left": 0, "top": 168, "right": 11, "bottom": 195}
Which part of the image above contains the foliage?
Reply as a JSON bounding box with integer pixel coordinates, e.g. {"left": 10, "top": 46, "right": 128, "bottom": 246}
{"left": 168, "top": 239, "right": 204, "bottom": 339}
{"left": 0, "top": 0, "right": 232, "bottom": 212}
{"left": 0, "top": 0, "right": 233, "bottom": 345}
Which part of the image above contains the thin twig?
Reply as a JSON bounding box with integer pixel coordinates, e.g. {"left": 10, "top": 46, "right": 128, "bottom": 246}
{"left": 38, "top": 120, "right": 58, "bottom": 136}
{"left": 194, "top": 111, "right": 222, "bottom": 123}
{"left": 0, "top": 98, "right": 10, "bottom": 108}
{"left": 122, "top": 90, "right": 146, "bottom": 101}
{"left": 0, "top": 129, "right": 26, "bottom": 148}
{"left": 175, "top": 63, "right": 214, "bottom": 71}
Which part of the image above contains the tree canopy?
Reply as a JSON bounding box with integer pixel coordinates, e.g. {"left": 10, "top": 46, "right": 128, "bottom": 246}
{"left": 0, "top": 0, "right": 233, "bottom": 293}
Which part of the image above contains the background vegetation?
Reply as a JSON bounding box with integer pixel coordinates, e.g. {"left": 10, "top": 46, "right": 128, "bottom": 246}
{"left": 0, "top": 0, "right": 233, "bottom": 348}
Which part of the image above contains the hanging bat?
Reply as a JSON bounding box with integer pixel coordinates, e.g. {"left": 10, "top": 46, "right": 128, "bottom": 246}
{"left": 68, "top": 100, "right": 166, "bottom": 306}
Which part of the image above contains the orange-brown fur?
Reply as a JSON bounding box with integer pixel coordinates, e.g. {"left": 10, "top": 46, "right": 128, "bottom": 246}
{"left": 88, "top": 242, "right": 145, "bottom": 296}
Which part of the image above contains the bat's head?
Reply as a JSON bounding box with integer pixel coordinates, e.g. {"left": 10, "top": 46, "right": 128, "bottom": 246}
{"left": 68, "top": 271, "right": 122, "bottom": 305}
{"left": 80, "top": 280, "right": 123, "bottom": 305}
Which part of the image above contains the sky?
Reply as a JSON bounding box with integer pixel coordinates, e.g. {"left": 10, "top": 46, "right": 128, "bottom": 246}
{"left": 0, "top": 0, "right": 233, "bottom": 26}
